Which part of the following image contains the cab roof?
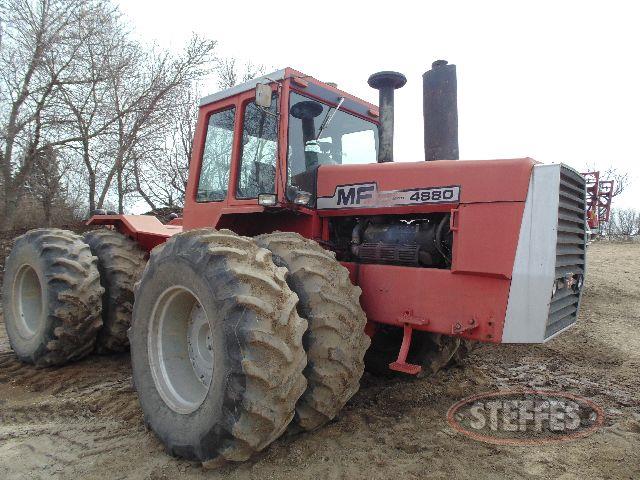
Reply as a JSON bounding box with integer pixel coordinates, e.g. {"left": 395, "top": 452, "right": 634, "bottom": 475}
{"left": 199, "top": 68, "right": 287, "bottom": 107}
{"left": 198, "top": 68, "right": 379, "bottom": 119}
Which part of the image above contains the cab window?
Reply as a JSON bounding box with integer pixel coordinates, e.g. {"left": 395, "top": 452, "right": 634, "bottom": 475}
{"left": 197, "top": 108, "right": 235, "bottom": 202}
{"left": 287, "top": 92, "right": 378, "bottom": 199}
{"left": 237, "top": 94, "right": 278, "bottom": 199}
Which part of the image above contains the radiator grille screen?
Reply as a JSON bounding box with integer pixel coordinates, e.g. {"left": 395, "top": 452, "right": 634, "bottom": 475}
{"left": 546, "top": 166, "right": 587, "bottom": 339}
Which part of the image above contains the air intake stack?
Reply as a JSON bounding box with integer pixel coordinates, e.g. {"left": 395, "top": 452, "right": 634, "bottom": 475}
{"left": 423, "top": 60, "right": 459, "bottom": 161}
{"left": 368, "top": 71, "right": 407, "bottom": 163}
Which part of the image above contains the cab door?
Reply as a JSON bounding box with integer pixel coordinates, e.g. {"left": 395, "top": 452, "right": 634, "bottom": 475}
{"left": 183, "top": 95, "right": 238, "bottom": 230}
{"left": 183, "top": 86, "right": 284, "bottom": 230}
{"left": 228, "top": 89, "right": 281, "bottom": 207}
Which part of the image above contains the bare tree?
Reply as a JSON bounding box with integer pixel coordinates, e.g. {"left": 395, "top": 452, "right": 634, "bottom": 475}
{"left": 0, "top": 0, "right": 262, "bottom": 228}
{"left": 216, "top": 58, "right": 265, "bottom": 90}
{"left": 130, "top": 58, "right": 265, "bottom": 211}
{"left": 26, "top": 144, "right": 67, "bottom": 225}
{"left": 0, "top": 0, "right": 116, "bottom": 230}
{"left": 100, "top": 35, "right": 216, "bottom": 213}
{"left": 131, "top": 85, "right": 198, "bottom": 208}
{"left": 610, "top": 208, "right": 640, "bottom": 237}
{"left": 601, "top": 166, "right": 630, "bottom": 198}
{"left": 54, "top": 3, "right": 131, "bottom": 213}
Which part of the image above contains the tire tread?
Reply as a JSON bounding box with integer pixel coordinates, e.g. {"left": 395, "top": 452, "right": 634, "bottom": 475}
{"left": 256, "top": 231, "right": 370, "bottom": 432}
{"left": 85, "top": 229, "right": 147, "bottom": 353}
{"left": 3, "top": 229, "right": 104, "bottom": 367}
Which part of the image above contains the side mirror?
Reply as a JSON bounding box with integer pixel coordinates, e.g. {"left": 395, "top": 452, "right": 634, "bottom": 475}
{"left": 255, "top": 83, "right": 273, "bottom": 108}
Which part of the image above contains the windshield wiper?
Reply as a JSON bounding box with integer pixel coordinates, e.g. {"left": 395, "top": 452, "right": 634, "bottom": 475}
{"left": 315, "top": 97, "right": 345, "bottom": 140}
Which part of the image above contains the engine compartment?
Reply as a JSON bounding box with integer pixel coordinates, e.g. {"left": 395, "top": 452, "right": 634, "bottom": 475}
{"left": 330, "top": 213, "right": 453, "bottom": 268}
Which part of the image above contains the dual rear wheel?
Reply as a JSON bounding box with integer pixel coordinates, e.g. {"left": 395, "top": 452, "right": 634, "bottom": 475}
{"left": 255, "top": 232, "right": 370, "bottom": 432}
{"left": 1, "top": 228, "right": 146, "bottom": 367}
{"left": 129, "top": 230, "right": 369, "bottom": 464}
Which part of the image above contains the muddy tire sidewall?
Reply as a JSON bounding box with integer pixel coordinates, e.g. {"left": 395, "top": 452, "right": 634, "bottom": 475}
{"left": 1, "top": 229, "right": 104, "bottom": 367}
{"left": 130, "top": 255, "right": 228, "bottom": 459}
{"left": 3, "top": 240, "right": 52, "bottom": 360}
{"left": 131, "top": 229, "right": 307, "bottom": 463}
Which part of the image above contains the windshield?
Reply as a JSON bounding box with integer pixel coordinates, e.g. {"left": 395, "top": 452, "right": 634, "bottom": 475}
{"left": 287, "top": 92, "right": 379, "bottom": 197}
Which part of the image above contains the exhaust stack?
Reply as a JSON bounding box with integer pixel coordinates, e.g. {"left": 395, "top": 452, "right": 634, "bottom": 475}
{"left": 368, "top": 71, "right": 406, "bottom": 163}
{"left": 423, "top": 60, "right": 459, "bottom": 161}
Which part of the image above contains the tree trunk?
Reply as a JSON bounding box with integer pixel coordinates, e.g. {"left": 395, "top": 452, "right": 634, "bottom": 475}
{"left": 0, "top": 187, "right": 19, "bottom": 232}
{"left": 88, "top": 172, "right": 96, "bottom": 214}
{"left": 43, "top": 200, "right": 52, "bottom": 226}
{"left": 133, "top": 155, "right": 157, "bottom": 211}
{"left": 97, "top": 159, "right": 119, "bottom": 209}
{"left": 117, "top": 158, "right": 124, "bottom": 214}
{"left": 82, "top": 139, "right": 96, "bottom": 213}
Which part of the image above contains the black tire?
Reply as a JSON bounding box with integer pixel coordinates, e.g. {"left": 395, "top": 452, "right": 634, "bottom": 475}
{"left": 84, "top": 229, "right": 147, "bottom": 353}
{"left": 255, "top": 232, "right": 370, "bottom": 432}
{"left": 130, "top": 229, "right": 307, "bottom": 465}
{"left": 412, "top": 333, "right": 464, "bottom": 377}
{"left": 1, "top": 229, "right": 104, "bottom": 367}
{"left": 451, "top": 339, "right": 476, "bottom": 365}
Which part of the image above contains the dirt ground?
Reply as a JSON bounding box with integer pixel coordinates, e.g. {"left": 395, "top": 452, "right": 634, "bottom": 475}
{"left": 0, "top": 242, "right": 638, "bottom": 480}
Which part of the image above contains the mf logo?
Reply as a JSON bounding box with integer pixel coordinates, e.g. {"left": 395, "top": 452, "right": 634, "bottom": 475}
{"left": 336, "top": 184, "right": 376, "bottom": 205}
{"left": 316, "top": 182, "right": 460, "bottom": 210}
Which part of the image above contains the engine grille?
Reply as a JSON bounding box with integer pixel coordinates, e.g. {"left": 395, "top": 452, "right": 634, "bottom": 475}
{"left": 358, "top": 242, "right": 420, "bottom": 265}
{"left": 545, "top": 166, "right": 587, "bottom": 339}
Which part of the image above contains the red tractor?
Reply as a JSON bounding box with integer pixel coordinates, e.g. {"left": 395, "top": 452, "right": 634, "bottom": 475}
{"left": 1, "top": 61, "right": 587, "bottom": 466}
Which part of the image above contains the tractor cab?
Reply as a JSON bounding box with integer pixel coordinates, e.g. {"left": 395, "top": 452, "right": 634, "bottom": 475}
{"left": 182, "top": 68, "right": 381, "bottom": 230}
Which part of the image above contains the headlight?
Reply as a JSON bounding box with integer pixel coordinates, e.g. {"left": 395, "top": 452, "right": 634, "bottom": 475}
{"left": 258, "top": 194, "right": 277, "bottom": 207}
{"left": 293, "top": 191, "right": 312, "bottom": 206}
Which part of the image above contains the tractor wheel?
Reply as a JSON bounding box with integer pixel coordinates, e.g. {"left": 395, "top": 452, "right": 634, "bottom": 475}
{"left": 255, "top": 232, "right": 370, "bottom": 432}
{"left": 84, "top": 229, "right": 146, "bottom": 353}
{"left": 1, "top": 229, "right": 104, "bottom": 367}
{"left": 450, "top": 339, "right": 476, "bottom": 365}
{"left": 130, "top": 229, "right": 307, "bottom": 465}
{"left": 412, "top": 333, "right": 464, "bottom": 377}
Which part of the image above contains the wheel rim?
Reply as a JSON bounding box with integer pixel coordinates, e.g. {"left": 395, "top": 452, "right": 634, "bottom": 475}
{"left": 13, "top": 264, "right": 44, "bottom": 338}
{"left": 148, "top": 286, "right": 214, "bottom": 414}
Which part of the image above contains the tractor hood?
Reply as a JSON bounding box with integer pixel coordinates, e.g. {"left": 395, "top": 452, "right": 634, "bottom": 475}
{"left": 314, "top": 158, "right": 536, "bottom": 211}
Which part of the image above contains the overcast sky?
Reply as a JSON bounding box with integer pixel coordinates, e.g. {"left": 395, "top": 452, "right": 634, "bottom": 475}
{"left": 118, "top": 0, "right": 639, "bottom": 208}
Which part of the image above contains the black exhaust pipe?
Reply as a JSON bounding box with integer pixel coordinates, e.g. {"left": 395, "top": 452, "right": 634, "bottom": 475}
{"left": 368, "top": 71, "right": 406, "bottom": 163}
{"left": 423, "top": 60, "right": 459, "bottom": 161}
{"left": 290, "top": 100, "right": 324, "bottom": 169}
